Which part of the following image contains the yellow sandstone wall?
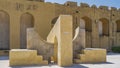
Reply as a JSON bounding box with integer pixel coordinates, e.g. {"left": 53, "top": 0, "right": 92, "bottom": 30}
{"left": 0, "top": 0, "right": 120, "bottom": 52}
{"left": 10, "top": 49, "right": 48, "bottom": 66}
{"left": 0, "top": 0, "right": 56, "bottom": 50}
{"left": 74, "top": 48, "right": 106, "bottom": 63}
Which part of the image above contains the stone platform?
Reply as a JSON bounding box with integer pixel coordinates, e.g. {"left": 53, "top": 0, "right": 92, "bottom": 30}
{"left": 9, "top": 49, "right": 48, "bottom": 66}
{"left": 74, "top": 48, "right": 106, "bottom": 63}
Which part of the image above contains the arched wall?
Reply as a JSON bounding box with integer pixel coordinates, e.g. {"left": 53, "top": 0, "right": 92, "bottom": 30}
{"left": 81, "top": 16, "right": 92, "bottom": 48}
{"left": 116, "top": 20, "right": 120, "bottom": 32}
{"left": 20, "top": 13, "right": 34, "bottom": 49}
{"left": 116, "top": 20, "right": 120, "bottom": 46}
{"left": 0, "top": 10, "right": 10, "bottom": 50}
{"left": 82, "top": 16, "right": 92, "bottom": 32}
{"left": 99, "top": 18, "right": 109, "bottom": 36}
{"left": 99, "top": 18, "right": 109, "bottom": 49}
{"left": 98, "top": 21, "right": 103, "bottom": 36}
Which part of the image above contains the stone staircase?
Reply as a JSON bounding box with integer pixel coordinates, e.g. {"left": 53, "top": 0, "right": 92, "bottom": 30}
{"left": 35, "top": 55, "right": 48, "bottom": 65}
{"left": 74, "top": 50, "right": 85, "bottom": 64}
{"left": 74, "top": 48, "right": 106, "bottom": 64}
{"left": 10, "top": 49, "right": 48, "bottom": 66}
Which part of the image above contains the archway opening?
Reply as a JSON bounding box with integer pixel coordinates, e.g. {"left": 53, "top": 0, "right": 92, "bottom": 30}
{"left": 99, "top": 18, "right": 109, "bottom": 49}
{"left": 80, "top": 19, "right": 85, "bottom": 29}
{"left": 99, "top": 18, "right": 109, "bottom": 36}
{"left": 98, "top": 21, "right": 103, "bottom": 36}
{"left": 116, "top": 20, "right": 120, "bottom": 46}
{"left": 0, "top": 11, "right": 10, "bottom": 50}
{"left": 81, "top": 16, "right": 92, "bottom": 48}
{"left": 20, "top": 13, "right": 34, "bottom": 49}
{"left": 82, "top": 16, "right": 92, "bottom": 32}
{"left": 116, "top": 20, "right": 120, "bottom": 32}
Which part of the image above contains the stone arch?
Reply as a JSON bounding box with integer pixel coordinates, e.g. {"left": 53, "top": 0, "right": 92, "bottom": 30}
{"left": 115, "top": 20, "right": 120, "bottom": 46}
{"left": 80, "top": 19, "right": 85, "bottom": 29}
{"left": 99, "top": 18, "right": 109, "bottom": 49}
{"left": 20, "top": 12, "right": 34, "bottom": 49}
{"left": 81, "top": 16, "right": 92, "bottom": 32}
{"left": 98, "top": 21, "right": 103, "bottom": 36}
{"left": 116, "top": 20, "right": 120, "bottom": 32}
{"left": 99, "top": 18, "right": 109, "bottom": 36}
{"left": 81, "top": 16, "right": 92, "bottom": 48}
{"left": 0, "top": 10, "right": 10, "bottom": 50}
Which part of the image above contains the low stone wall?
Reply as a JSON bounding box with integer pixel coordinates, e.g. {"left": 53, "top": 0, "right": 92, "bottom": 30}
{"left": 10, "top": 49, "right": 48, "bottom": 66}
{"left": 74, "top": 48, "right": 106, "bottom": 63}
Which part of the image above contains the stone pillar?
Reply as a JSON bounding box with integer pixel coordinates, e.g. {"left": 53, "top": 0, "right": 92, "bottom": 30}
{"left": 92, "top": 20, "right": 99, "bottom": 48}
{"left": 109, "top": 20, "right": 113, "bottom": 50}
{"left": 58, "top": 15, "right": 73, "bottom": 66}
{"left": 10, "top": 13, "right": 20, "bottom": 49}
{"left": 47, "top": 15, "right": 73, "bottom": 66}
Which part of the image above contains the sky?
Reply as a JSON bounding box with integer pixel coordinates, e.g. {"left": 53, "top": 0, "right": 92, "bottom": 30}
{"left": 45, "top": 0, "right": 120, "bottom": 8}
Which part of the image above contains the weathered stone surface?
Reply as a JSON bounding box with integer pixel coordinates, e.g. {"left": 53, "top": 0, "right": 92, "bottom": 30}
{"left": 27, "top": 28, "right": 54, "bottom": 60}
{"left": 47, "top": 15, "right": 73, "bottom": 67}
{"left": 0, "top": 0, "right": 119, "bottom": 52}
{"left": 74, "top": 48, "right": 106, "bottom": 63}
{"left": 73, "top": 27, "right": 85, "bottom": 58}
{"left": 10, "top": 49, "right": 48, "bottom": 66}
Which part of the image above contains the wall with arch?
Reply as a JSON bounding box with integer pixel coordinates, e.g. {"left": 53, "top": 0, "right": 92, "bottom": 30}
{"left": 20, "top": 13, "right": 34, "bottom": 49}
{"left": 0, "top": 0, "right": 56, "bottom": 50}
{"left": 0, "top": 0, "right": 120, "bottom": 51}
{"left": 0, "top": 11, "right": 9, "bottom": 50}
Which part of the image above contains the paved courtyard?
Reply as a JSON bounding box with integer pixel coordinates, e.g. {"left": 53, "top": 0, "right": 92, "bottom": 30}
{"left": 0, "top": 52, "right": 120, "bottom": 68}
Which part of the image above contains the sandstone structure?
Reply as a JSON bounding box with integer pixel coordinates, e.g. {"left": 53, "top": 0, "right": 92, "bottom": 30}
{"left": 10, "top": 15, "right": 106, "bottom": 67}
{"left": 0, "top": 0, "right": 118, "bottom": 67}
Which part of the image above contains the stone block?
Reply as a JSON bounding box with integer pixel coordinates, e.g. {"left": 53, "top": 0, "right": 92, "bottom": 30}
{"left": 9, "top": 49, "right": 48, "bottom": 66}
{"left": 74, "top": 48, "right": 106, "bottom": 64}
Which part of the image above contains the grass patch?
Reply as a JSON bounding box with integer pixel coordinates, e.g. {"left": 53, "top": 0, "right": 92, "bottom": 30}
{"left": 112, "top": 46, "right": 120, "bottom": 53}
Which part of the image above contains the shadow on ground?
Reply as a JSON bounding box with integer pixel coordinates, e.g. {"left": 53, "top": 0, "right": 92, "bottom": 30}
{"left": 63, "top": 64, "right": 88, "bottom": 68}
{"left": 10, "top": 64, "right": 88, "bottom": 68}
{"left": 89, "top": 62, "right": 114, "bottom": 65}
{"left": 107, "top": 52, "right": 120, "bottom": 55}
{"left": 0, "top": 56, "right": 9, "bottom": 60}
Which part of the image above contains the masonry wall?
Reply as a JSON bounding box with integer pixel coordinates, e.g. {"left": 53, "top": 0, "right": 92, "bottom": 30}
{"left": 0, "top": 0, "right": 120, "bottom": 51}
{"left": 0, "top": 0, "right": 56, "bottom": 49}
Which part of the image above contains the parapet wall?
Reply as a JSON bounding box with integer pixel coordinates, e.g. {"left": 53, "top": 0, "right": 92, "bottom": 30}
{"left": 62, "top": 1, "right": 120, "bottom": 11}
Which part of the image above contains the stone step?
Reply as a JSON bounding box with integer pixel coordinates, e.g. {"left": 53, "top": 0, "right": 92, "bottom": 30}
{"left": 35, "top": 60, "right": 48, "bottom": 65}
{"left": 36, "top": 55, "right": 43, "bottom": 62}
{"left": 40, "top": 60, "right": 48, "bottom": 65}
{"left": 76, "top": 54, "right": 85, "bottom": 59}
{"left": 74, "top": 59, "right": 81, "bottom": 64}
